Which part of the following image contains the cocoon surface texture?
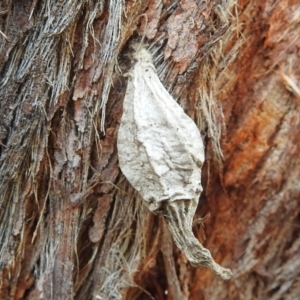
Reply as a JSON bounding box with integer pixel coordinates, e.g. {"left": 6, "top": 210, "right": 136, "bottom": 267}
{"left": 117, "top": 48, "right": 232, "bottom": 280}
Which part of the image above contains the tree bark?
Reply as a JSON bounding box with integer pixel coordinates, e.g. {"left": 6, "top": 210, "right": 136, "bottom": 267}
{"left": 0, "top": 0, "right": 299, "bottom": 299}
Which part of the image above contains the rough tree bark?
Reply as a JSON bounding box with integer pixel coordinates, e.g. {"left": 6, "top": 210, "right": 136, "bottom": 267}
{"left": 0, "top": 0, "right": 299, "bottom": 299}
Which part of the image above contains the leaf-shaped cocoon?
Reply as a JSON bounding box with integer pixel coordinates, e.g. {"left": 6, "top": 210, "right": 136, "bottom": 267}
{"left": 117, "top": 49, "right": 232, "bottom": 280}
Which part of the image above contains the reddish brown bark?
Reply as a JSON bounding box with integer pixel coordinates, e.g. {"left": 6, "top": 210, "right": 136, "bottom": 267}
{"left": 0, "top": 0, "right": 299, "bottom": 299}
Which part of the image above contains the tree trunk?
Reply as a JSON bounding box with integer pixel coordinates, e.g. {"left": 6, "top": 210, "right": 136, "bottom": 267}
{"left": 0, "top": 0, "right": 299, "bottom": 299}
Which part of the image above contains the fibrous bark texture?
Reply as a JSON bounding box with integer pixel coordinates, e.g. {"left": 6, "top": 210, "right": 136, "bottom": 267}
{"left": 0, "top": 0, "right": 299, "bottom": 300}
